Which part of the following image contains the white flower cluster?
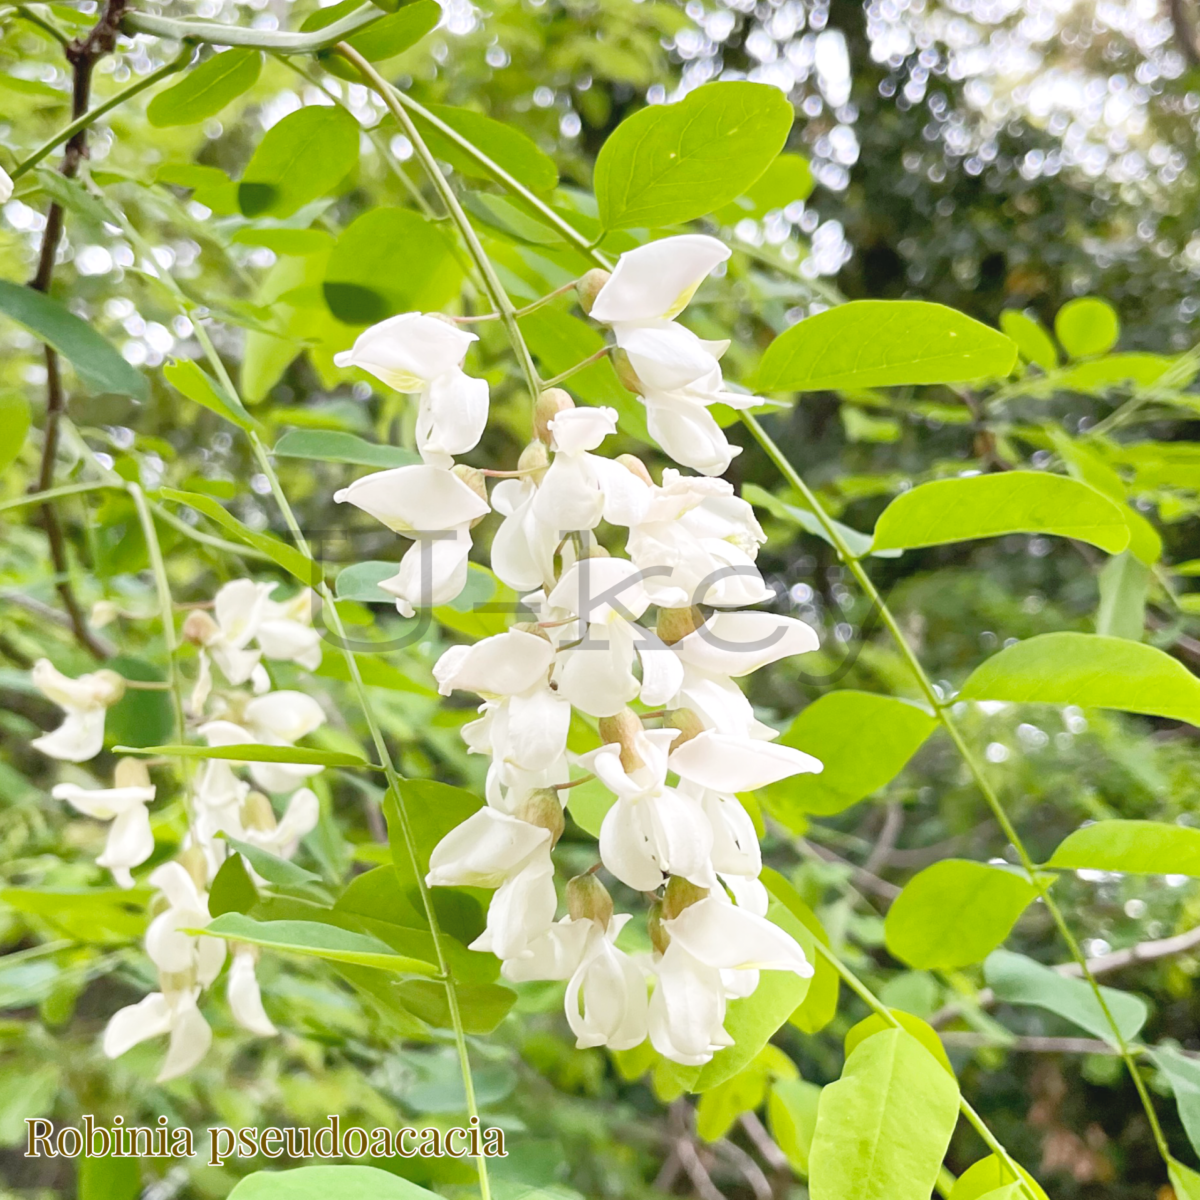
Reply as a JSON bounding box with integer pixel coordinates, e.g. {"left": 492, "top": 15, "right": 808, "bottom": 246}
{"left": 336, "top": 235, "right": 823, "bottom": 1066}
{"left": 30, "top": 580, "right": 325, "bottom": 1080}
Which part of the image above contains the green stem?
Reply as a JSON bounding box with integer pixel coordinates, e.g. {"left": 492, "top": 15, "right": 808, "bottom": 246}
{"left": 0, "top": 480, "right": 110, "bottom": 513}
{"left": 10, "top": 50, "right": 192, "bottom": 182}
{"left": 13, "top": 3, "right": 69, "bottom": 46}
{"left": 120, "top": 3, "right": 381, "bottom": 49}
{"left": 742, "top": 411, "right": 1172, "bottom": 1167}
{"left": 337, "top": 44, "right": 540, "bottom": 402}
{"left": 815, "top": 943, "right": 1041, "bottom": 1200}
{"left": 540, "top": 345, "right": 610, "bottom": 387}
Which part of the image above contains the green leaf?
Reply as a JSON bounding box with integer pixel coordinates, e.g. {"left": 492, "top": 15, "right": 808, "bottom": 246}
{"left": 948, "top": 1155, "right": 1048, "bottom": 1200}
{"left": 334, "top": 561, "right": 397, "bottom": 603}
{"left": 147, "top": 48, "right": 262, "bottom": 126}
{"left": 323, "top": 1, "right": 440, "bottom": 72}
{"left": 33, "top": 168, "right": 118, "bottom": 229}
{"left": 228, "top": 1165, "right": 441, "bottom": 1199}
{"left": 1061, "top": 352, "right": 1181, "bottom": 391}
{"left": 239, "top": 105, "right": 360, "bottom": 218}
{"left": 158, "top": 487, "right": 317, "bottom": 584}
{"left": 1096, "top": 551, "right": 1149, "bottom": 640}
{"left": 119, "top": 742, "right": 371, "bottom": 768}
{"left": 323, "top": 208, "right": 460, "bottom": 325}
{"left": 0, "top": 280, "right": 148, "bottom": 400}
{"left": 844, "top": 1011, "right": 954, "bottom": 1076}
{"left": 163, "top": 357, "right": 258, "bottom": 432}
{"left": 768, "top": 1078, "right": 823, "bottom": 1176}
{"left": 274, "top": 429, "right": 419, "bottom": 469}
{"left": 755, "top": 301, "right": 1017, "bottom": 393}
{"left": 388, "top": 780, "right": 483, "bottom": 884}
{"left": 208, "top": 852, "right": 259, "bottom": 917}
{"left": 106, "top": 656, "right": 173, "bottom": 749}
{"left": 765, "top": 691, "right": 936, "bottom": 822}
{"left": 1154, "top": 1051, "right": 1200, "bottom": 1163}
{"left": 1, "top": 888, "right": 146, "bottom": 944}
{"left": 1170, "top": 1159, "right": 1200, "bottom": 1200}
{"left": 870, "top": 472, "right": 1130, "bottom": 555}
{"left": 314, "top": 648, "right": 438, "bottom": 698}
{"left": 807, "top": 1027, "right": 959, "bottom": 1200}
{"left": 595, "top": 80, "right": 794, "bottom": 230}
{"left": 713, "top": 152, "right": 813, "bottom": 223}
{"left": 695, "top": 1045, "right": 797, "bottom": 1142}
{"left": 394, "top": 978, "right": 517, "bottom": 1035}
{"left": 1055, "top": 297, "right": 1119, "bottom": 358}
{"left": 1000, "top": 309, "right": 1058, "bottom": 371}
{"left": 411, "top": 103, "right": 560, "bottom": 193}
{"left": 1047, "top": 819, "right": 1200, "bottom": 876}
{"left": 958, "top": 632, "right": 1200, "bottom": 726}
{"left": 884, "top": 860, "right": 1038, "bottom": 970}
{"left": 224, "top": 836, "right": 325, "bottom": 891}
{"left": 984, "top": 950, "right": 1147, "bottom": 1044}
{"left": 761, "top": 868, "right": 840, "bottom": 1035}
{"left": 433, "top": 563, "right": 519, "bottom": 640}
{"left": 202, "top": 912, "right": 439, "bottom": 974}
{"left": 78, "top": 1155, "right": 140, "bottom": 1200}
{"left": 0, "top": 392, "right": 31, "bottom": 473}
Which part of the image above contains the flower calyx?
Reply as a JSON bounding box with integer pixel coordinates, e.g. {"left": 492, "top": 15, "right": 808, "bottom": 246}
{"left": 450, "top": 464, "right": 489, "bottom": 526}
{"left": 114, "top": 756, "right": 152, "bottom": 790}
{"left": 567, "top": 872, "right": 614, "bottom": 928}
{"left": 182, "top": 610, "right": 220, "bottom": 647}
{"left": 518, "top": 439, "right": 550, "bottom": 484}
{"left": 661, "top": 875, "right": 708, "bottom": 921}
{"left": 513, "top": 787, "right": 566, "bottom": 846}
{"left": 534, "top": 387, "right": 575, "bottom": 445}
{"left": 656, "top": 605, "right": 705, "bottom": 646}
{"left": 576, "top": 269, "right": 612, "bottom": 315}
{"left": 664, "top": 706, "right": 705, "bottom": 749}
{"left": 597, "top": 707, "right": 645, "bottom": 773}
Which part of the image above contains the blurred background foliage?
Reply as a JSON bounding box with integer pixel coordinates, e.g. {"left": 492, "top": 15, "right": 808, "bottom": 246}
{"left": 2, "top": 0, "right": 1200, "bottom": 1197}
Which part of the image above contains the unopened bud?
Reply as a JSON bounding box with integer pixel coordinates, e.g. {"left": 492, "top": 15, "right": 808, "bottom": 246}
{"left": 576, "top": 269, "right": 611, "bottom": 315}
{"left": 657, "top": 606, "right": 705, "bottom": 646}
{"left": 665, "top": 707, "right": 706, "bottom": 749}
{"left": 615, "top": 454, "right": 654, "bottom": 486}
{"left": 612, "top": 349, "right": 643, "bottom": 394}
{"left": 648, "top": 901, "right": 670, "bottom": 955}
{"left": 451, "top": 464, "right": 489, "bottom": 528}
{"left": 534, "top": 388, "right": 575, "bottom": 445}
{"left": 510, "top": 620, "right": 550, "bottom": 641}
{"left": 92, "top": 670, "right": 126, "bottom": 708}
{"left": 514, "top": 787, "right": 565, "bottom": 846}
{"left": 241, "top": 791, "right": 277, "bottom": 833}
{"left": 518, "top": 439, "right": 550, "bottom": 484}
{"left": 598, "top": 707, "right": 645, "bottom": 773}
{"left": 177, "top": 845, "right": 209, "bottom": 892}
{"left": 661, "top": 875, "right": 708, "bottom": 921}
{"left": 567, "top": 873, "right": 614, "bottom": 927}
{"left": 182, "top": 610, "right": 219, "bottom": 647}
{"left": 114, "top": 757, "right": 151, "bottom": 790}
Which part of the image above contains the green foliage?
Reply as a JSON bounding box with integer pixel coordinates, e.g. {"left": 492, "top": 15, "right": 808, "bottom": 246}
{"left": 884, "top": 861, "right": 1039, "bottom": 970}
{"left": 754, "top": 300, "right": 1017, "bottom": 392}
{"left": 1047, "top": 819, "right": 1200, "bottom": 875}
{"left": 229, "top": 1166, "right": 440, "bottom": 1198}
{"left": 594, "top": 81, "right": 793, "bottom": 229}
{"left": 1054, "top": 297, "right": 1120, "bottom": 358}
{"left": 164, "top": 356, "right": 258, "bottom": 431}
{"left": 147, "top": 48, "right": 263, "bottom": 126}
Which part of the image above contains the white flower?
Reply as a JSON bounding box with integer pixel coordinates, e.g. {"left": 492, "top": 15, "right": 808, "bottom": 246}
{"left": 227, "top": 948, "right": 276, "bottom": 1037}
{"left": 667, "top": 895, "right": 814, "bottom": 978}
{"left": 670, "top": 729, "right": 822, "bottom": 793}
{"left": 490, "top": 476, "right": 561, "bottom": 594}
{"left": 582, "top": 728, "right": 713, "bottom": 892}
{"left": 206, "top": 580, "right": 272, "bottom": 685}
{"left": 30, "top": 659, "right": 124, "bottom": 762}
{"left": 589, "top": 235, "right": 731, "bottom": 324}
{"left": 237, "top": 786, "right": 320, "bottom": 860}
{"left": 103, "top": 988, "right": 213, "bottom": 1082}
{"left": 548, "top": 558, "right": 682, "bottom": 718}
{"left": 626, "top": 470, "right": 771, "bottom": 608}
{"left": 436, "top": 629, "right": 572, "bottom": 778}
{"left": 471, "top": 851, "right": 558, "bottom": 961}
{"left": 640, "top": 377, "right": 751, "bottom": 477}
{"left": 144, "top": 862, "right": 226, "bottom": 986}
{"left": 198, "top": 689, "right": 326, "bottom": 795}
{"left": 533, "top": 407, "right": 651, "bottom": 533}
{"left": 334, "top": 313, "right": 488, "bottom": 468}
{"left": 52, "top": 761, "right": 156, "bottom": 889}
{"left": 335, "top": 464, "right": 489, "bottom": 616}
{"left": 648, "top": 940, "right": 731, "bottom": 1066}
{"left": 257, "top": 588, "right": 322, "bottom": 671}
{"left": 563, "top": 915, "right": 648, "bottom": 1049}
{"left": 0, "top": 166, "right": 13, "bottom": 205}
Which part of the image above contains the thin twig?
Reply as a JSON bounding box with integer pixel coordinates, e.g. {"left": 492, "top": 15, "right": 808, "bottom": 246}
{"left": 862, "top": 801, "right": 904, "bottom": 877}
{"left": 716, "top": 1138, "right": 773, "bottom": 1200}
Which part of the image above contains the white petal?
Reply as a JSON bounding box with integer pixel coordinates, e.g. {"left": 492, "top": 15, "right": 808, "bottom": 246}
{"left": 213, "top": 579, "right": 273, "bottom": 647}
{"left": 434, "top": 630, "right": 554, "bottom": 698}
{"left": 598, "top": 796, "right": 668, "bottom": 892}
{"left": 556, "top": 632, "right": 641, "bottom": 719}
{"left": 334, "top": 464, "right": 489, "bottom": 533}
{"left": 228, "top": 951, "right": 277, "bottom": 1037}
{"left": 52, "top": 782, "right": 155, "bottom": 821}
{"left": 548, "top": 558, "right": 650, "bottom": 624}
{"left": 702, "top": 791, "right": 761, "bottom": 878}
{"left": 32, "top": 709, "right": 106, "bottom": 762}
{"left": 502, "top": 917, "right": 593, "bottom": 982}
{"left": 379, "top": 526, "right": 472, "bottom": 616}
{"left": 588, "top": 456, "right": 654, "bottom": 527}
{"left": 417, "top": 369, "right": 489, "bottom": 466}
{"left": 590, "top": 235, "right": 731, "bottom": 323}
{"left": 671, "top": 731, "right": 822, "bottom": 792}
{"left": 244, "top": 691, "right": 325, "bottom": 743}
{"left": 643, "top": 390, "right": 740, "bottom": 476}
{"left": 666, "top": 896, "right": 814, "bottom": 976}
{"left": 647, "top": 942, "right": 727, "bottom": 1065}
{"left": 0, "top": 166, "right": 12, "bottom": 205}
{"left": 473, "top": 854, "right": 557, "bottom": 960}
{"left": 636, "top": 629, "right": 686, "bottom": 708}
{"left": 674, "top": 613, "right": 820, "bottom": 677}
{"left": 97, "top": 803, "right": 155, "bottom": 883}
{"left": 334, "top": 312, "right": 476, "bottom": 390}
{"left": 103, "top": 992, "right": 173, "bottom": 1059}
{"left": 505, "top": 686, "right": 573, "bottom": 772}
{"left": 31, "top": 658, "right": 117, "bottom": 712}
{"left": 247, "top": 760, "right": 322, "bottom": 795}
{"left": 547, "top": 406, "right": 618, "bottom": 454}
{"left": 257, "top": 619, "right": 322, "bottom": 669}
{"left": 617, "top": 321, "right": 722, "bottom": 391}
{"left": 209, "top": 643, "right": 262, "bottom": 687}
{"left": 426, "top": 807, "right": 550, "bottom": 887}
{"left": 157, "top": 997, "right": 213, "bottom": 1081}
{"left": 532, "top": 455, "right": 606, "bottom": 533}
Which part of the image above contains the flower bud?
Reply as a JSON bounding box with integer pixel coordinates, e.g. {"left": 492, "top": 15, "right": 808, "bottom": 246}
{"left": 567, "top": 872, "right": 614, "bottom": 927}
{"left": 597, "top": 707, "right": 645, "bottom": 773}
{"left": 90, "top": 600, "right": 119, "bottom": 629}
{"left": 657, "top": 606, "right": 705, "bottom": 646}
{"left": 534, "top": 388, "right": 575, "bottom": 445}
{"left": 509, "top": 620, "right": 551, "bottom": 641}
{"left": 575, "top": 269, "right": 611, "bottom": 315}
{"left": 176, "top": 845, "right": 209, "bottom": 892}
{"left": 648, "top": 901, "right": 670, "bottom": 955}
{"left": 615, "top": 454, "right": 653, "bottom": 486}
{"left": 513, "top": 787, "right": 566, "bottom": 846}
{"left": 612, "top": 348, "right": 643, "bottom": 394}
{"left": 182, "top": 610, "right": 219, "bottom": 647}
{"left": 661, "top": 875, "right": 708, "bottom": 921}
{"left": 665, "top": 707, "right": 706, "bottom": 749}
{"left": 518, "top": 439, "right": 550, "bottom": 484}
{"left": 241, "top": 791, "right": 277, "bottom": 833}
{"left": 451, "top": 463, "right": 489, "bottom": 510}
{"left": 114, "top": 757, "right": 151, "bottom": 790}
{"left": 92, "top": 670, "right": 126, "bottom": 708}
